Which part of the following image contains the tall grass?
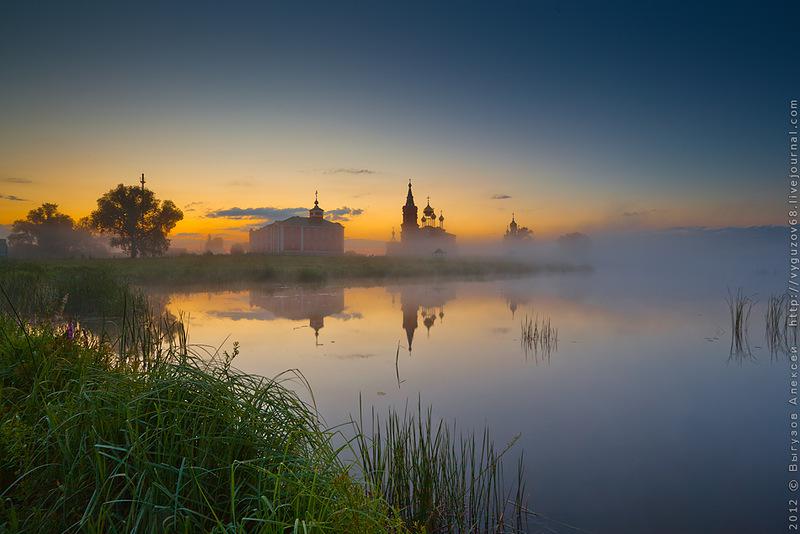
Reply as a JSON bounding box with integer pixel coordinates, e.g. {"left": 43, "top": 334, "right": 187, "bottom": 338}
{"left": 765, "top": 293, "right": 797, "bottom": 358}
{"left": 726, "top": 288, "right": 754, "bottom": 363}
{"left": 0, "top": 262, "right": 142, "bottom": 319}
{"left": 352, "top": 401, "right": 527, "bottom": 533}
{"left": 520, "top": 314, "right": 558, "bottom": 363}
{"left": 0, "top": 314, "right": 403, "bottom": 533}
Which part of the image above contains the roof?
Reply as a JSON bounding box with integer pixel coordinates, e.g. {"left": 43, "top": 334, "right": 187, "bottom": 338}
{"left": 256, "top": 216, "right": 343, "bottom": 229}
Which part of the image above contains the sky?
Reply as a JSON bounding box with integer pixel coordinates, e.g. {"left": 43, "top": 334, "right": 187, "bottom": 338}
{"left": 0, "top": 1, "right": 797, "bottom": 251}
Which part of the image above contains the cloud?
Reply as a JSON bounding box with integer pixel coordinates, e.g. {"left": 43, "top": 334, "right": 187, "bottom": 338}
{"left": 325, "top": 206, "right": 364, "bottom": 222}
{"left": 227, "top": 180, "right": 254, "bottom": 187}
{"left": 206, "top": 206, "right": 308, "bottom": 220}
{"left": 622, "top": 209, "right": 656, "bottom": 217}
{"left": 491, "top": 194, "right": 512, "bottom": 200}
{"left": 0, "top": 194, "right": 28, "bottom": 201}
{"left": 207, "top": 205, "right": 365, "bottom": 223}
{"left": 325, "top": 168, "right": 376, "bottom": 175}
{"left": 224, "top": 223, "right": 265, "bottom": 232}
{"left": 1, "top": 177, "right": 33, "bottom": 184}
{"left": 173, "top": 232, "right": 204, "bottom": 238}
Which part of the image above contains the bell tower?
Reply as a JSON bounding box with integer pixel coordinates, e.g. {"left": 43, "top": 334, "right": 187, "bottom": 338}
{"left": 401, "top": 180, "right": 418, "bottom": 239}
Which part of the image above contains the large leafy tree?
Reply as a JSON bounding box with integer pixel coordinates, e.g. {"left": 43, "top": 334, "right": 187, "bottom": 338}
{"left": 9, "top": 203, "right": 99, "bottom": 258}
{"left": 89, "top": 184, "right": 183, "bottom": 258}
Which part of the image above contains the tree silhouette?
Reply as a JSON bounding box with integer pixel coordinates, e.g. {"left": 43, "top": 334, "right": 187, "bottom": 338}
{"left": 9, "top": 203, "right": 101, "bottom": 258}
{"left": 89, "top": 184, "right": 183, "bottom": 258}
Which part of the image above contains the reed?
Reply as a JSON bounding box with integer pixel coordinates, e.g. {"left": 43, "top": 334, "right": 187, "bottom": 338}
{"left": 520, "top": 314, "right": 558, "bottom": 362}
{"left": 764, "top": 292, "right": 799, "bottom": 358}
{"left": 352, "top": 400, "right": 527, "bottom": 533}
{"left": 726, "top": 288, "right": 754, "bottom": 362}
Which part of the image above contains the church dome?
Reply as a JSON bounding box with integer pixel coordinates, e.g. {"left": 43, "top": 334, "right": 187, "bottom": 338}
{"left": 309, "top": 191, "right": 324, "bottom": 219}
{"left": 423, "top": 197, "right": 435, "bottom": 218}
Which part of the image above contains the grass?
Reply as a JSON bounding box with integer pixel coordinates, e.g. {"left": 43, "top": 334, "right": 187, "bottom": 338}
{"left": 0, "top": 253, "right": 585, "bottom": 290}
{"left": 0, "top": 315, "right": 404, "bottom": 533}
{"left": 765, "top": 293, "right": 796, "bottom": 358}
{"left": 353, "top": 401, "right": 527, "bottom": 533}
{"left": 726, "top": 288, "right": 754, "bottom": 363}
{"left": 0, "top": 278, "right": 530, "bottom": 532}
{"left": 0, "top": 261, "right": 144, "bottom": 319}
{"left": 520, "top": 314, "right": 558, "bottom": 363}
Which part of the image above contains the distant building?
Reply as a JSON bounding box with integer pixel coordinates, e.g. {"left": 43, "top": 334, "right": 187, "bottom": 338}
{"left": 205, "top": 234, "right": 225, "bottom": 254}
{"left": 503, "top": 213, "right": 532, "bottom": 242}
{"left": 0, "top": 239, "right": 7, "bottom": 258}
{"left": 386, "top": 181, "right": 457, "bottom": 256}
{"left": 249, "top": 192, "right": 344, "bottom": 255}
{"left": 249, "top": 286, "right": 345, "bottom": 345}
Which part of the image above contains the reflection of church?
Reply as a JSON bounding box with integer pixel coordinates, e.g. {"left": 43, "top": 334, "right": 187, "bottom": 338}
{"left": 249, "top": 287, "right": 345, "bottom": 344}
{"left": 394, "top": 284, "right": 456, "bottom": 352}
{"left": 386, "top": 181, "right": 457, "bottom": 256}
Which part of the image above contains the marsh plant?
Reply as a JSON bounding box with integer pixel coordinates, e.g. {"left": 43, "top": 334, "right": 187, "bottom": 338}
{"left": 764, "top": 292, "right": 799, "bottom": 358}
{"left": 520, "top": 314, "right": 558, "bottom": 362}
{"left": 726, "top": 288, "right": 754, "bottom": 363}
{"left": 352, "top": 401, "right": 528, "bottom": 533}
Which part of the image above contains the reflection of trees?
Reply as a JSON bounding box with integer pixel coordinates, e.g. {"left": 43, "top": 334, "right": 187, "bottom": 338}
{"left": 249, "top": 287, "right": 345, "bottom": 344}
{"left": 391, "top": 285, "right": 456, "bottom": 352}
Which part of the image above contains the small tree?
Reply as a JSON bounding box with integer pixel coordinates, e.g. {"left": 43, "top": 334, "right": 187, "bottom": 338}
{"left": 8, "top": 203, "right": 101, "bottom": 258}
{"left": 90, "top": 183, "right": 183, "bottom": 258}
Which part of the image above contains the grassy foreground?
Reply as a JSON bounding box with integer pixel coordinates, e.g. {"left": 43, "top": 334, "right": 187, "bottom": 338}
{"left": 0, "top": 253, "right": 578, "bottom": 288}
{"left": 0, "top": 312, "right": 528, "bottom": 533}
{"left": 0, "top": 316, "right": 404, "bottom": 533}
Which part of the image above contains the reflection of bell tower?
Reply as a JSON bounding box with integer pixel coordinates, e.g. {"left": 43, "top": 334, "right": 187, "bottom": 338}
{"left": 401, "top": 301, "right": 418, "bottom": 352}
{"left": 397, "top": 286, "right": 455, "bottom": 351}
{"left": 401, "top": 180, "right": 419, "bottom": 241}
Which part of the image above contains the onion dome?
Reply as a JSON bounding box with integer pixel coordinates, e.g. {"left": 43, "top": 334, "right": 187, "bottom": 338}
{"left": 438, "top": 210, "right": 444, "bottom": 223}
{"left": 509, "top": 213, "right": 517, "bottom": 230}
{"left": 309, "top": 190, "right": 324, "bottom": 220}
{"left": 423, "top": 197, "right": 435, "bottom": 218}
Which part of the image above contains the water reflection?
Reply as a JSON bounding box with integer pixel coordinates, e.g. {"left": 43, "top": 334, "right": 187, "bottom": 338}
{"left": 249, "top": 286, "right": 346, "bottom": 345}
{"left": 153, "top": 273, "right": 786, "bottom": 533}
{"left": 392, "top": 284, "right": 456, "bottom": 352}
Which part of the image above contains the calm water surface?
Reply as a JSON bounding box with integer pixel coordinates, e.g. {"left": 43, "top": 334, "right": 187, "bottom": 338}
{"left": 152, "top": 267, "right": 786, "bottom": 533}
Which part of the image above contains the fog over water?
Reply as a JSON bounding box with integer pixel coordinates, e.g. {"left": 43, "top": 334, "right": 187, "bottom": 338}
{"left": 144, "top": 228, "right": 785, "bottom": 533}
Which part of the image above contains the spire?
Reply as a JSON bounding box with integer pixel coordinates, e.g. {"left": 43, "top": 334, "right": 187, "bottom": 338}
{"left": 406, "top": 179, "right": 415, "bottom": 206}
{"left": 315, "top": 190, "right": 319, "bottom": 206}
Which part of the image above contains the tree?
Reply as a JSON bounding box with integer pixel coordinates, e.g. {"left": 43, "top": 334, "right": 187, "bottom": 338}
{"left": 8, "top": 203, "right": 102, "bottom": 258}
{"left": 89, "top": 183, "right": 183, "bottom": 258}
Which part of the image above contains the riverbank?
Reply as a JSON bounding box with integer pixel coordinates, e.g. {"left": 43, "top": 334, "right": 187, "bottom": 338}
{"left": 0, "top": 273, "right": 529, "bottom": 532}
{"left": 0, "top": 254, "right": 585, "bottom": 289}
